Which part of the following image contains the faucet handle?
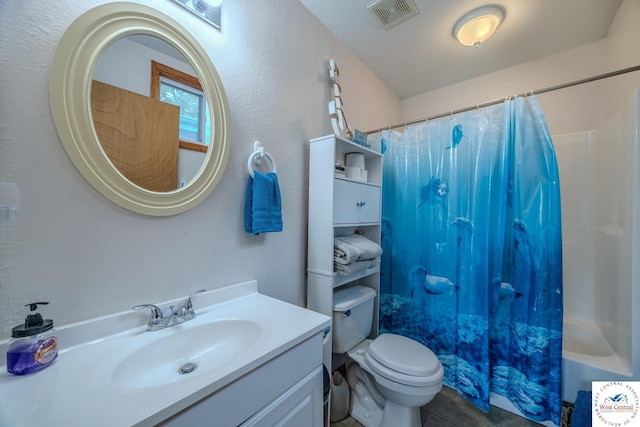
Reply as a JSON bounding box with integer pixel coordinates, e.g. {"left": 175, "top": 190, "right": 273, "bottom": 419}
{"left": 133, "top": 304, "right": 166, "bottom": 331}
{"left": 180, "top": 289, "right": 205, "bottom": 319}
{"left": 184, "top": 290, "right": 206, "bottom": 310}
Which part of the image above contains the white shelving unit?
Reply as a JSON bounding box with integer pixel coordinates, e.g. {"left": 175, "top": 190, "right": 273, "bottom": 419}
{"left": 307, "top": 134, "right": 383, "bottom": 372}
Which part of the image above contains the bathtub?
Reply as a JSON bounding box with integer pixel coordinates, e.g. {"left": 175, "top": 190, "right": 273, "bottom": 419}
{"left": 562, "top": 317, "right": 633, "bottom": 403}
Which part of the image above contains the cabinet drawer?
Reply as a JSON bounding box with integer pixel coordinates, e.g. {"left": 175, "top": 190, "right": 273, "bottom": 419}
{"left": 333, "top": 179, "right": 381, "bottom": 224}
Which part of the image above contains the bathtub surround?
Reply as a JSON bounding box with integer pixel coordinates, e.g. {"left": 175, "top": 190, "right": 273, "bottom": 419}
{"left": 555, "top": 89, "right": 640, "bottom": 402}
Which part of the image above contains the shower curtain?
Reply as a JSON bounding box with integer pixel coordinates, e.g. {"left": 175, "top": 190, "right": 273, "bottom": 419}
{"left": 377, "top": 96, "right": 563, "bottom": 424}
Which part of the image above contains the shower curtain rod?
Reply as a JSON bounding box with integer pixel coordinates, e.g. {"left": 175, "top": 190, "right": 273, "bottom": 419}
{"left": 366, "top": 64, "right": 640, "bottom": 134}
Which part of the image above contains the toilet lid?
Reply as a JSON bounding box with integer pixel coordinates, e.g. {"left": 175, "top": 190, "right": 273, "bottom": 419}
{"left": 368, "top": 334, "right": 441, "bottom": 378}
{"left": 364, "top": 350, "right": 443, "bottom": 387}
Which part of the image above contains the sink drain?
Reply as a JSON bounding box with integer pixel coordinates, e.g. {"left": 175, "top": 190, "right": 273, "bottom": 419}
{"left": 179, "top": 362, "right": 197, "bottom": 375}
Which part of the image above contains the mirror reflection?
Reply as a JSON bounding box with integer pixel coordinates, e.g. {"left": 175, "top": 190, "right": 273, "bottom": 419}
{"left": 92, "top": 35, "right": 210, "bottom": 192}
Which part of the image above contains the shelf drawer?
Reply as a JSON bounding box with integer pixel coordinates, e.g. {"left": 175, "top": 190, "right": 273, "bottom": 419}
{"left": 333, "top": 179, "right": 381, "bottom": 224}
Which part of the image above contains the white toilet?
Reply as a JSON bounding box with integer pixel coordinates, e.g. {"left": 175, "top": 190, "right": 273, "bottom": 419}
{"left": 332, "top": 285, "right": 443, "bottom": 427}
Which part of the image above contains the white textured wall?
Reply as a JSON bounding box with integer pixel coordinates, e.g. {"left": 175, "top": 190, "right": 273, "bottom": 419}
{"left": 0, "top": 0, "right": 401, "bottom": 336}
{"left": 606, "top": 0, "right": 640, "bottom": 109}
{"left": 401, "top": 40, "right": 610, "bottom": 135}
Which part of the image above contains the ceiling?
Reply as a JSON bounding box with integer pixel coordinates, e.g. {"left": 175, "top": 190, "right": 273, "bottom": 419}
{"left": 298, "top": 0, "right": 623, "bottom": 99}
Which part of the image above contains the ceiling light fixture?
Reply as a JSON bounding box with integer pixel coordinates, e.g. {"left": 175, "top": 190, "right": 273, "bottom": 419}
{"left": 170, "top": 0, "right": 222, "bottom": 30}
{"left": 453, "top": 5, "right": 505, "bottom": 48}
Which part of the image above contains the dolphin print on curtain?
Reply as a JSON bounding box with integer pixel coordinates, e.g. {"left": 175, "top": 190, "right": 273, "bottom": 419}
{"left": 376, "top": 96, "right": 563, "bottom": 425}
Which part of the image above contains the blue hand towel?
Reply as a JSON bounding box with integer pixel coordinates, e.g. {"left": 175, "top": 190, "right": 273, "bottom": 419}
{"left": 244, "top": 171, "right": 283, "bottom": 235}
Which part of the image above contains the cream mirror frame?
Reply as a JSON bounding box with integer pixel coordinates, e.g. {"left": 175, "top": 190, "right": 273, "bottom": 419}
{"left": 50, "top": 2, "right": 230, "bottom": 216}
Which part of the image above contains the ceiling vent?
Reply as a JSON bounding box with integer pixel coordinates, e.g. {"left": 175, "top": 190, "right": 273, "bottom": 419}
{"left": 368, "top": 0, "right": 419, "bottom": 30}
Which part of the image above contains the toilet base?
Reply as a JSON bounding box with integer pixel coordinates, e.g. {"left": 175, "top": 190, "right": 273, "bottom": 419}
{"left": 350, "top": 395, "right": 384, "bottom": 427}
{"left": 381, "top": 400, "right": 422, "bottom": 427}
{"left": 348, "top": 364, "right": 384, "bottom": 427}
{"left": 347, "top": 363, "right": 423, "bottom": 427}
{"left": 350, "top": 388, "right": 422, "bottom": 427}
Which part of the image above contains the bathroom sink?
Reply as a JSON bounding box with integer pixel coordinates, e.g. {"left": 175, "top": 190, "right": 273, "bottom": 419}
{"left": 111, "top": 319, "right": 262, "bottom": 389}
{"left": 0, "top": 282, "right": 332, "bottom": 426}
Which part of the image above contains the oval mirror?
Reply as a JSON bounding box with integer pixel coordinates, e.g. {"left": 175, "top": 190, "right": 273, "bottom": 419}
{"left": 50, "top": 2, "right": 230, "bottom": 216}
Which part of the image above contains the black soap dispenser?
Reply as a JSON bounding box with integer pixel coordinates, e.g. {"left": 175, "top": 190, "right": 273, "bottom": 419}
{"left": 7, "top": 302, "right": 59, "bottom": 375}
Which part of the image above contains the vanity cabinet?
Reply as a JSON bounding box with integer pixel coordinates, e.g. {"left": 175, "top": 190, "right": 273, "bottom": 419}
{"left": 307, "top": 134, "right": 382, "bottom": 371}
{"left": 159, "top": 333, "right": 324, "bottom": 427}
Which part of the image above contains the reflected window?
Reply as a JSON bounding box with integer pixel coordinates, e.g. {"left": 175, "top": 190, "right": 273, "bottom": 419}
{"left": 151, "top": 61, "right": 211, "bottom": 153}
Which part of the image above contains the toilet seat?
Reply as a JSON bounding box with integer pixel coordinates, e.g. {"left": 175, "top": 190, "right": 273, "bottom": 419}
{"left": 365, "top": 334, "right": 442, "bottom": 387}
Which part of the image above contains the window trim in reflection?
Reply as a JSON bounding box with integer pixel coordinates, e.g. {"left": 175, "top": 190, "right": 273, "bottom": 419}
{"left": 150, "top": 60, "right": 209, "bottom": 153}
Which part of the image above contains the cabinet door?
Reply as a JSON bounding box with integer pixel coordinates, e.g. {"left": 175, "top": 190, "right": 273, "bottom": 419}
{"left": 333, "top": 179, "right": 381, "bottom": 224}
{"left": 357, "top": 184, "right": 381, "bottom": 223}
{"left": 241, "top": 367, "right": 324, "bottom": 427}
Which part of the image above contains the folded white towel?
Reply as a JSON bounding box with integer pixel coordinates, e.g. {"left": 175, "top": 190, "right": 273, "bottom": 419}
{"left": 334, "top": 234, "right": 382, "bottom": 265}
{"left": 334, "top": 258, "right": 379, "bottom": 276}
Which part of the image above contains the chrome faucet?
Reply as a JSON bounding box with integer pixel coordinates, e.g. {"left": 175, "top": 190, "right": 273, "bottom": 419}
{"left": 176, "top": 289, "right": 205, "bottom": 320}
{"left": 133, "top": 289, "right": 206, "bottom": 331}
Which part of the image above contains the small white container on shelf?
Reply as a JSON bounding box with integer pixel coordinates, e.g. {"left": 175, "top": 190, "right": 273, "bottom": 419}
{"left": 346, "top": 167, "right": 360, "bottom": 180}
{"left": 345, "top": 153, "right": 365, "bottom": 169}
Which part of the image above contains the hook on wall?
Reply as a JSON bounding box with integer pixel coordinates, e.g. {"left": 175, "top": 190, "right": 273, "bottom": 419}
{"left": 252, "top": 141, "right": 265, "bottom": 166}
{"left": 247, "top": 141, "right": 276, "bottom": 178}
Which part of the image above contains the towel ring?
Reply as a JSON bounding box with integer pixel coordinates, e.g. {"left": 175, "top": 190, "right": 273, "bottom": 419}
{"left": 247, "top": 147, "right": 276, "bottom": 178}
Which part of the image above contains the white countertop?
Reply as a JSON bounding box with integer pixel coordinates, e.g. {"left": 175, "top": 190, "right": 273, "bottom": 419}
{"left": 0, "top": 281, "right": 330, "bottom": 427}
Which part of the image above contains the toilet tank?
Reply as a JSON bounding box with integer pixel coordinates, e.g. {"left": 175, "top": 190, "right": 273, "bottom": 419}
{"left": 332, "top": 285, "right": 377, "bottom": 353}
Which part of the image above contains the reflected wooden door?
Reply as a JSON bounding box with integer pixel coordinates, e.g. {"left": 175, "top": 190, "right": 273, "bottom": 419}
{"left": 91, "top": 80, "right": 179, "bottom": 192}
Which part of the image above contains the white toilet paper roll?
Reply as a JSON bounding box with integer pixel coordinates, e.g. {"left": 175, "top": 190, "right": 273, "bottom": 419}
{"left": 346, "top": 153, "right": 365, "bottom": 169}
{"left": 346, "top": 167, "right": 361, "bottom": 180}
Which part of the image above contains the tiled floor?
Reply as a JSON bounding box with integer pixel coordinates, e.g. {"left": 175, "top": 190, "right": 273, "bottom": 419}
{"left": 330, "top": 385, "right": 543, "bottom": 427}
